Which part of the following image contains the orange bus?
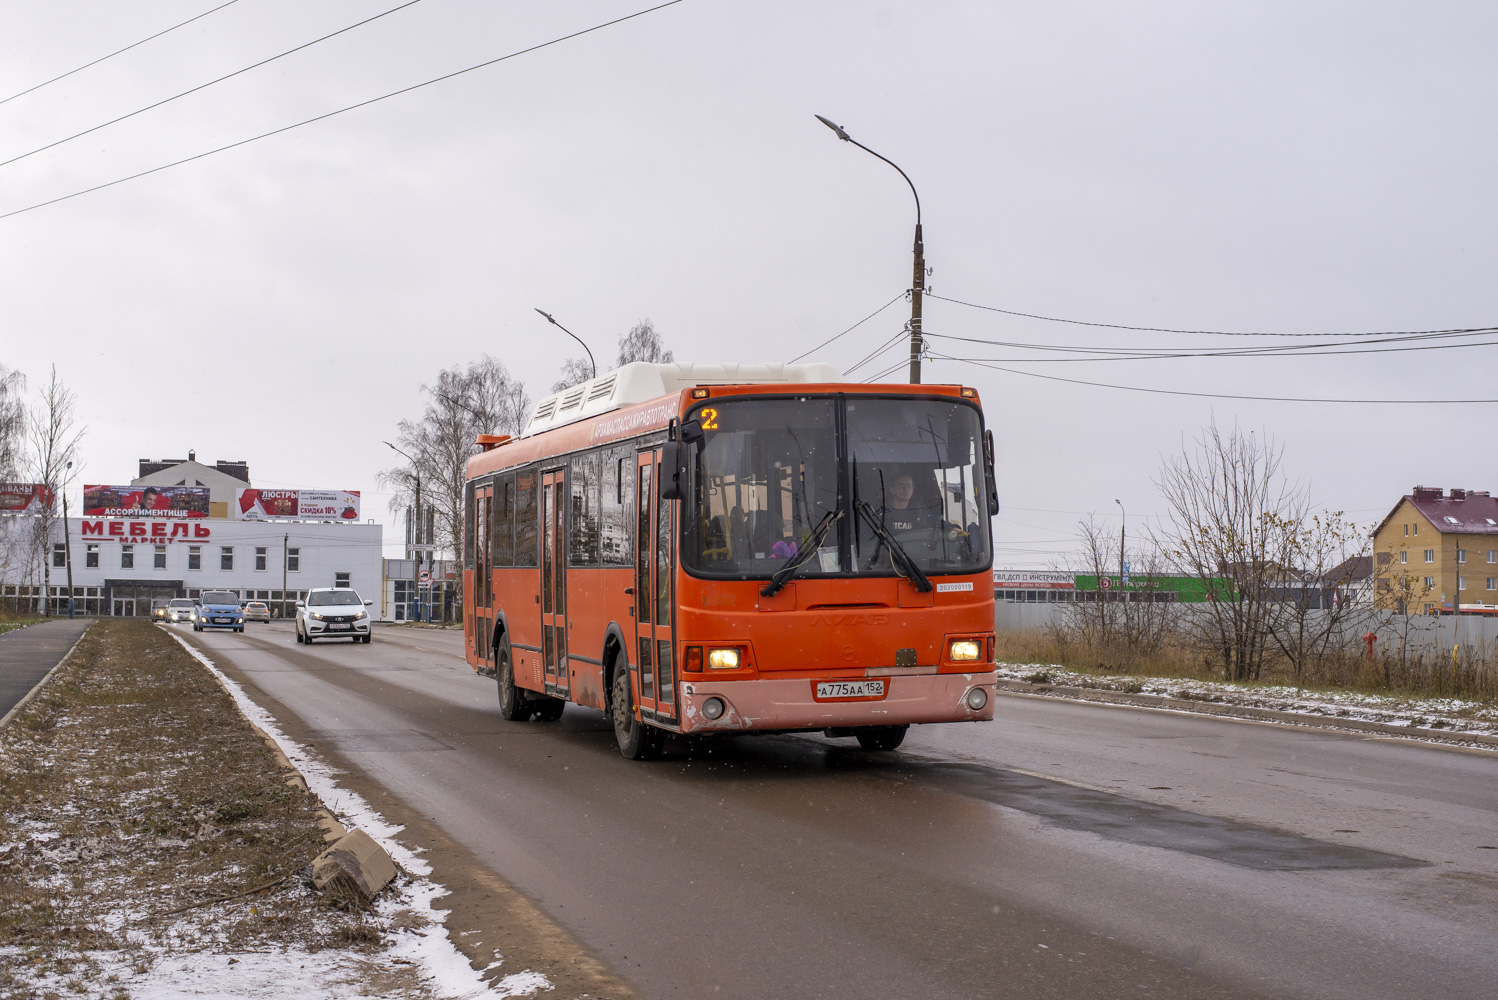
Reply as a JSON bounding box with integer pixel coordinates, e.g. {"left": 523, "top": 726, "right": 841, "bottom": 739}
{"left": 462, "top": 362, "right": 998, "bottom": 758}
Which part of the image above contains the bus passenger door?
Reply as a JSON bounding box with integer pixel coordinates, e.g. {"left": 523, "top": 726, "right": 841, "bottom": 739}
{"left": 633, "top": 450, "right": 677, "bottom": 725}
{"left": 474, "top": 485, "right": 491, "bottom": 666}
{"left": 541, "top": 469, "right": 570, "bottom": 700}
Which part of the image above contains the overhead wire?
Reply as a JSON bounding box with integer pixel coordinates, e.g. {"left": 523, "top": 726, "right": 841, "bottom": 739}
{"left": 0, "top": 0, "right": 241, "bottom": 107}
{"left": 0, "top": 0, "right": 687, "bottom": 221}
{"left": 789, "top": 292, "right": 905, "bottom": 364}
{"left": 844, "top": 327, "right": 908, "bottom": 377}
{"left": 0, "top": 0, "right": 431, "bottom": 171}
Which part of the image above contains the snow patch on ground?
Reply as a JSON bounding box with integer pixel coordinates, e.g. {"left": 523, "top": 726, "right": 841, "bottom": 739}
{"left": 996, "top": 662, "right": 1498, "bottom": 739}
{"left": 168, "top": 633, "right": 552, "bottom": 999}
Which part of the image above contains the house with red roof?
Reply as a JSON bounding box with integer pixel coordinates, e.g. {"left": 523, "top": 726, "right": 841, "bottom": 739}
{"left": 1372, "top": 487, "right": 1498, "bottom": 613}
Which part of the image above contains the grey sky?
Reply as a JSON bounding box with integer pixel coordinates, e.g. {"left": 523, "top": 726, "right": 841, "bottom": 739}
{"left": 3, "top": 1, "right": 1494, "bottom": 563}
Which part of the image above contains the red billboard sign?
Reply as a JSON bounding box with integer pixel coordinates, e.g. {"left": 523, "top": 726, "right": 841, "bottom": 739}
{"left": 235, "top": 489, "right": 360, "bottom": 522}
{"left": 83, "top": 484, "right": 210, "bottom": 518}
{"left": 0, "top": 483, "right": 53, "bottom": 514}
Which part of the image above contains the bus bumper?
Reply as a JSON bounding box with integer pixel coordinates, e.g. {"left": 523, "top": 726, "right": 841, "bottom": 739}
{"left": 678, "top": 670, "right": 997, "bottom": 733}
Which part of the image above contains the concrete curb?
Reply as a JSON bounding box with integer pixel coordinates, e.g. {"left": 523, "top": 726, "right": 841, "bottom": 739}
{"left": 163, "top": 626, "right": 398, "bottom": 895}
{"left": 996, "top": 679, "right": 1498, "bottom": 751}
{"left": 0, "top": 620, "right": 94, "bottom": 731}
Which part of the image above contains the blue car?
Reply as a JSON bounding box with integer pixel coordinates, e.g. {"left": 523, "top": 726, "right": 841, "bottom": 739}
{"left": 193, "top": 590, "right": 245, "bottom": 632}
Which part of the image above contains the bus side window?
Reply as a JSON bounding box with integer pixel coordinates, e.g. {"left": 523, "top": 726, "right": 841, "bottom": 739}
{"left": 493, "top": 473, "right": 514, "bottom": 567}
{"left": 514, "top": 467, "right": 540, "bottom": 567}
{"left": 464, "top": 480, "right": 477, "bottom": 569}
{"left": 601, "top": 445, "right": 634, "bottom": 566}
{"left": 569, "top": 452, "right": 601, "bottom": 566}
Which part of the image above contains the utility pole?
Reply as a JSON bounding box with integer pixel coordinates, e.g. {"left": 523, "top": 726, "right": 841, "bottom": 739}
{"left": 63, "top": 461, "right": 75, "bottom": 619}
{"left": 1115, "top": 499, "right": 1126, "bottom": 605}
{"left": 282, "top": 531, "right": 288, "bottom": 619}
{"left": 816, "top": 114, "right": 926, "bottom": 383}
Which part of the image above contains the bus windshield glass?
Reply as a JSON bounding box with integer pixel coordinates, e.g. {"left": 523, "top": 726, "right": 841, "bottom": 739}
{"left": 683, "top": 396, "right": 991, "bottom": 578}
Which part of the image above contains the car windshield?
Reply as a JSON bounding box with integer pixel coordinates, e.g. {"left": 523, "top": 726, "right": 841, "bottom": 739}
{"left": 682, "top": 395, "right": 991, "bottom": 578}
{"left": 169, "top": 599, "right": 194, "bottom": 608}
{"left": 202, "top": 591, "right": 238, "bottom": 605}
{"left": 308, "top": 590, "right": 362, "bottom": 606}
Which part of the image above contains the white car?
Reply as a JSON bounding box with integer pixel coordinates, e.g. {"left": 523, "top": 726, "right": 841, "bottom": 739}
{"left": 166, "top": 598, "right": 197, "bottom": 623}
{"left": 295, "top": 588, "right": 373, "bottom": 644}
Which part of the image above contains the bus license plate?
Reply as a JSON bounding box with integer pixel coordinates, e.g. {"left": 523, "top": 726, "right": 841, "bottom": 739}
{"left": 815, "top": 679, "right": 885, "bottom": 700}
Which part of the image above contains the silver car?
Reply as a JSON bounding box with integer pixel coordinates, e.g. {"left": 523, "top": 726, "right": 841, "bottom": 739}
{"left": 295, "top": 588, "right": 373, "bottom": 644}
{"left": 243, "top": 601, "right": 271, "bottom": 624}
{"left": 166, "top": 598, "right": 196, "bottom": 623}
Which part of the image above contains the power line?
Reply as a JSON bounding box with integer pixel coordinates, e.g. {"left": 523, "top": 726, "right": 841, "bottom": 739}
{"left": 844, "top": 327, "right": 907, "bottom": 377}
{"left": 926, "top": 291, "right": 1498, "bottom": 340}
{"left": 1, "top": 0, "right": 430, "bottom": 171}
{"left": 0, "top": 1, "right": 241, "bottom": 107}
{"left": 0, "top": 0, "right": 687, "bottom": 222}
{"left": 926, "top": 336, "right": 1498, "bottom": 364}
{"left": 934, "top": 353, "right": 1498, "bottom": 405}
{"left": 922, "top": 327, "right": 1498, "bottom": 361}
{"left": 789, "top": 292, "right": 905, "bottom": 364}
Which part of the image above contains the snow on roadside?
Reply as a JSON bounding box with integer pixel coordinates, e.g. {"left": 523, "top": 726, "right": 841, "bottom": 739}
{"left": 168, "top": 633, "right": 552, "bottom": 999}
{"left": 995, "top": 662, "right": 1498, "bottom": 740}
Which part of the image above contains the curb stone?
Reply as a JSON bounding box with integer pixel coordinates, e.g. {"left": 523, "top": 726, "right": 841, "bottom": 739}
{"left": 996, "top": 679, "right": 1498, "bottom": 751}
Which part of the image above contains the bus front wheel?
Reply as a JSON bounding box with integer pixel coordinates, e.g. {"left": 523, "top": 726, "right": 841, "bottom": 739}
{"left": 856, "top": 725, "right": 908, "bottom": 752}
{"left": 611, "top": 658, "right": 660, "bottom": 760}
{"left": 496, "top": 639, "right": 529, "bottom": 722}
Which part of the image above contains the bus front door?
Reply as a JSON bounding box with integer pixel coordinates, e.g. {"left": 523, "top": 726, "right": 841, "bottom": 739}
{"left": 541, "top": 469, "right": 569, "bottom": 700}
{"left": 633, "top": 450, "right": 677, "bottom": 725}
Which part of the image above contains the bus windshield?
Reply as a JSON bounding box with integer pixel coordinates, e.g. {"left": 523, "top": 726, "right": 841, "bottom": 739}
{"left": 683, "top": 396, "right": 991, "bottom": 578}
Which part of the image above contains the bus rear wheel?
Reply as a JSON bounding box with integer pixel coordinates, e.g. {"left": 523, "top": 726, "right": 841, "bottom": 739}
{"left": 496, "top": 638, "right": 529, "bottom": 721}
{"left": 856, "top": 725, "right": 908, "bottom": 751}
{"left": 611, "top": 658, "right": 660, "bottom": 760}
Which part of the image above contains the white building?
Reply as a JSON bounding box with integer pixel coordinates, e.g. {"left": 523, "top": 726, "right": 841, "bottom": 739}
{"left": 1, "top": 456, "right": 384, "bottom": 619}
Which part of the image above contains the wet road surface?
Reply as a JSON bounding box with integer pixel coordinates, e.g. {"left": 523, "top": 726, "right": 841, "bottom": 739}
{"left": 0, "top": 617, "right": 91, "bottom": 718}
{"left": 178, "top": 622, "right": 1498, "bottom": 999}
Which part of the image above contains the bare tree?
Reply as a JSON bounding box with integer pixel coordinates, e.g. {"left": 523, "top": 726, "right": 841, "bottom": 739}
{"left": 615, "top": 319, "right": 673, "bottom": 366}
{"left": 1156, "top": 422, "right": 1304, "bottom": 682}
{"left": 551, "top": 357, "right": 595, "bottom": 393}
{"left": 381, "top": 355, "right": 530, "bottom": 565}
{"left": 1264, "top": 512, "right": 1376, "bottom": 686}
{"left": 0, "top": 364, "right": 25, "bottom": 480}
{"left": 1054, "top": 515, "right": 1173, "bottom": 667}
{"left": 26, "top": 367, "right": 84, "bottom": 615}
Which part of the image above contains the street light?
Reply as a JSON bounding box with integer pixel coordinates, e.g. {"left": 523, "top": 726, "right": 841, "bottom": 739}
{"left": 63, "top": 460, "right": 75, "bottom": 619}
{"left": 1114, "top": 499, "right": 1126, "bottom": 604}
{"left": 815, "top": 114, "right": 926, "bottom": 383}
{"left": 384, "top": 440, "right": 426, "bottom": 622}
{"left": 534, "top": 309, "right": 597, "bottom": 381}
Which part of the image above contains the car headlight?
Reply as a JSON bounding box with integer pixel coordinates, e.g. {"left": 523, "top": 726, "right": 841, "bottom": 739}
{"left": 353, "top": 610, "right": 366, "bottom": 620}
{"left": 948, "top": 639, "right": 982, "bottom": 662}
{"left": 707, "top": 648, "right": 740, "bottom": 670}
{"left": 310, "top": 611, "right": 325, "bottom": 620}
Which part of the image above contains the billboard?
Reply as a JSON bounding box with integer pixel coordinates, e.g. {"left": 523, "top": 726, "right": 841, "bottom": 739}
{"left": 83, "top": 484, "right": 210, "bottom": 518}
{"left": 235, "top": 488, "right": 361, "bottom": 522}
{"left": 0, "top": 483, "right": 53, "bottom": 514}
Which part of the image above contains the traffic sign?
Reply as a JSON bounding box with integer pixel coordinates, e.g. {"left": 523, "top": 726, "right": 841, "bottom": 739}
{"left": 418, "top": 569, "right": 431, "bottom": 584}
{"left": 1099, "top": 577, "right": 1111, "bottom": 590}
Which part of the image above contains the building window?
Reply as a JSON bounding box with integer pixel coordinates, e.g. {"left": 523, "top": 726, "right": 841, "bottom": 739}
{"left": 52, "top": 543, "right": 66, "bottom": 568}
{"left": 84, "top": 543, "right": 98, "bottom": 568}
{"left": 1488, "top": 577, "right": 1496, "bottom": 591}
{"left": 1424, "top": 550, "right": 1435, "bottom": 563}
{"left": 221, "top": 546, "right": 233, "bottom": 571}
{"left": 1488, "top": 551, "right": 1496, "bottom": 564}
{"left": 1458, "top": 576, "right": 1467, "bottom": 592}
{"left": 188, "top": 545, "right": 201, "bottom": 570}
{"left": 121, "top": 545, "right": 134, "bottom": 569}
{"left": 334, "top": 572, "right": 350, "bottom": 588}
{"left": 1413, "top": 523, "right": 1419, "bottom": 535}
{"left": 287, "top": 547, "right": 300, "bottom": 572}
{"left": 1400, "top": 551, "right": 1408, "bottom": 564}
{"left": 154, "top": 545, "right": 167, "bottom": 569}
{"left": 1404, "top": 524, "right": 1409, "bottom": 536}
{"left": 1424, "top": 576, "right": 1435, "bottom": 588}
{"left": 255, "top": 547, "right": 267, "bottom": 571}
{"left": 1457, "top": 549, "right": 1467, "bottom": 564}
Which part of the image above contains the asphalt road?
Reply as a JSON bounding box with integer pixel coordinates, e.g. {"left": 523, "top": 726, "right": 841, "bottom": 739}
{"left": 0, "top": 618, "right": 92, "bottom": 719}
{"left": 178, "top": 621, "right": 1498, "bottom": 1000}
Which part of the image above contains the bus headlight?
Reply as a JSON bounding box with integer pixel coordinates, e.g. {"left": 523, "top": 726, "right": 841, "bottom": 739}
{"left": 966, "top": 688, "right": 988, "bottom": 711}
{"left": 702, "top": 697, "right": 725, "bottom": 720}
{"left": 948, "top": 639, "right": 981, "bottom": 661}
{"left": 707, "top": 648, "right": 740, "bottom": 670}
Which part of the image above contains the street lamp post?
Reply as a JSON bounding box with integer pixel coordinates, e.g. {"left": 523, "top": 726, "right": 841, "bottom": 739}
{"left": 63, "top": 460, "right": 75, "bottom": 619}
{"left": 534, "top": 309, "right": 597, "bottom": 381}
{"left": 384, "top": 441, "right": 424, "bottom": 622}
{"left": 1115, "top": 499, "right": 1126, "bottom": 605}
{"left": 815, "top": 114, "right": 925, "bottom": 383}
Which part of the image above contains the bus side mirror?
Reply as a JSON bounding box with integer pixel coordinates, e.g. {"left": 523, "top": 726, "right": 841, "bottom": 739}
{"left": 983, "top": 430, "right": 999, "bottom": 516}
{"left": 660, "top": 441, "right": 684, "bottom": 500}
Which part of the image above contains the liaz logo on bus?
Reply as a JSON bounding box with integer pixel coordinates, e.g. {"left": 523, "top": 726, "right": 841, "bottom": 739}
{"left": 809, "top": 613, "right": 889, "bottom": 626}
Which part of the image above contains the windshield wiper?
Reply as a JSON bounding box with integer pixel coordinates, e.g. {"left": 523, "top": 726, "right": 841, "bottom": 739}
{"left": 854, "top": 500, "right": 933, "bottom": 592}
{"left": 760, "top": 508, "right": 843, "bottom": 598}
